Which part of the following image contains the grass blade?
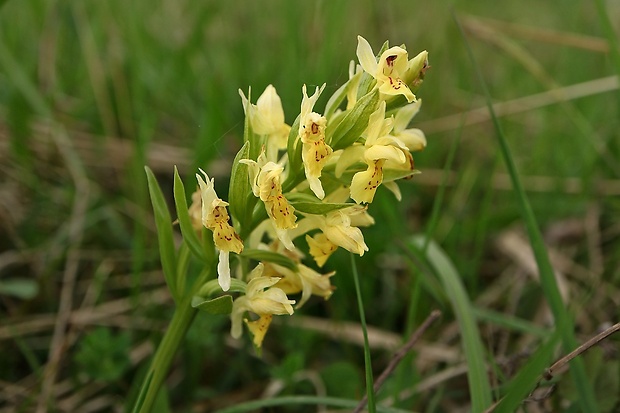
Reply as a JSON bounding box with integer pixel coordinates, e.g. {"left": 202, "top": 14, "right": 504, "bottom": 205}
{"left": 351, "top": 253, "right": 376, "bottom": 413}
{"left": 410, "top": 236, "right": 493, "bottom": 411}
{"left": 453, "top": 13, "right": 599, "bottom": 412}
{"left": 215, "top": 395, "right": 410, "bottom": 413}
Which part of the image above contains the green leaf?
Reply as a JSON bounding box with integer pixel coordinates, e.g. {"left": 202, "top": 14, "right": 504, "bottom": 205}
{"left": 328, "top": 89, "right": 379, "bottom": 151}
{"left": 0, "top": 278, "right": 38, "bottom": 299}
{"left": 240, "top": 248, "right": 298, "bottom": 271}
{"left": 324, "top": 80, "right": 349, "bottom": 121}
{"left": 191, "top": 295, "right": 233, "bottom": 315}
{"left": 228, "top": 141, "right": 253, "bottom": 229}
{"left": 145, "top": 166, "right": 178, "bottom": 301}
{"left": 409, "top": 235, "right": 492, "bottom": 411}
{"left": 175, "top": 241, "right": 191, "bottom": 295}
{"left": 291, "top": 201, "right": 353, "bottom": 215}
{"left": 286, "top": 114, "right": 302, "bottom": 175}
{"left": 173, "top": 167, "right": 206, "bottom": 262}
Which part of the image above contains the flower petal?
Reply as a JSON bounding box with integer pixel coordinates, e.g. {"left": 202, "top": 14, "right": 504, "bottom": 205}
{"left": 335, "top": 145, "right": 365, "bottom": 178}
{"left": 393, "top": 100, "right": 422, "bottom": 133}
{"left": 245, "top": 314, "right": 273, "bottom": 348}
{"left": 356, "top": 35, "right": 378, "bottom": 77}
{"left": 365, "top": 144, "right": 407, "bottom": 164}
{"left": 217, "top": 249, "right": 231, "bottom": 291}
{"left": 397, "top": 128, "right": 427, "bottom": 152}
{"left": 383, "top": 180, "right": 402, "bottom": 201}
{"left": 350, "top": 160, "right": 385, "bottom": 204}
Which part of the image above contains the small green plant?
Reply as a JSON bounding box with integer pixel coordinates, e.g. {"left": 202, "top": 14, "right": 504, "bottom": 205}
{"left": 132, "top": 35, "right": 429, "bottom": 413}
{"left": 74, "top": 327, "right": 131, "bottom": 383}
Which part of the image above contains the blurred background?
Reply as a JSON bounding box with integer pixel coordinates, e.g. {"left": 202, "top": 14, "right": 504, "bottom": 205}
{"left": 1, "top": 0, "right": 619, "bottom": 411}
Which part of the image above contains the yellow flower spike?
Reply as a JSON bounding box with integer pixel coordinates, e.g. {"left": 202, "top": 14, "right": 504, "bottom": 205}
{"left": 196, "top": 169, "right": 244, "bottom": 291}
{"left": 356, "top": 35, "right": 416, "bottom": 103}
{"left": 299, "top": 84, "right": 332, "bottom": 199}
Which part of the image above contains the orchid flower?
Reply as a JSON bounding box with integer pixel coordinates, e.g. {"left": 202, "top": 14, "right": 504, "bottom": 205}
{"left": 241, "top": 151, "right": 297, "bottom": 249}
{"left": 239, "top": 85, "right": 290, "bottom": 160}
{"left": 298, "top": 84, "right": 333, "bottom": 199}
{"left": 230, "top": 268, "right": 295, "bottom": 348}
{"left": 356, "top": 35, "right": 416, "bottom": 103}
{"left": 196, "top": 169, "right": 243, "bottom": 291}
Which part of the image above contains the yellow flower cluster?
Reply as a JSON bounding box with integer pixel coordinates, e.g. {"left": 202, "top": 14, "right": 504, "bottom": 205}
{"left": 189, "top": 35, "right": 429, "bottom": 348}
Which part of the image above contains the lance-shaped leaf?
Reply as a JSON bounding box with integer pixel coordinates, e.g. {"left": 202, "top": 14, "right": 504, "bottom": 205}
{"left": 229, "top": 141, "right": 254, "bottom": 229}
{"left": 283, "top": 115, "right": 304, "bottom": 192}
{"left": 286, "top": 114, "right": 302, "bottom": 175}
{"left": 145, "top": 166, "right": 178, "bottom": 301}
{"left": 173, "top": 166, "right": 206, "bottom": 262}
{"left": 328, "top": 89, "right": 379, "bottom": 151}
{"left": 191, "top": 295, "right": 233, "bottom": 315}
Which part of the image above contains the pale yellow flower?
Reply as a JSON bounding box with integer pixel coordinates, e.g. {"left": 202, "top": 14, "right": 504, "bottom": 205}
{"left": 356, "top": 35, "right": 416, "bottom": 103}
{"left": 196, "top": 169, "right": 243, "bottom": 292}
{"left": 298, "top": 206, "right": 371, "bottom": 261}
{"left": 241, "top": 151, "right": 297, "bottom": 249}
{"left": 231, "top": 270, "right": 295, "bottom": 347}
{"left": 337, "top": 101, "right": 410, "bottom": 203}
{"left": 268, "top": 262, "right": 335, "bottom": 309}
{"left": 299, "top": 84, "right": 332, "bottom": 199}
{"left": 239, "top": 85, "right": 291, "bottom": 160}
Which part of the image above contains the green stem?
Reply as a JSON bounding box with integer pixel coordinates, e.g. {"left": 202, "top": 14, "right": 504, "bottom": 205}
{"left": 134, "top": 294, "right": 197, "bottom": 413}
{"left": 350, "top": 253, "right": 376, "bottom": 413}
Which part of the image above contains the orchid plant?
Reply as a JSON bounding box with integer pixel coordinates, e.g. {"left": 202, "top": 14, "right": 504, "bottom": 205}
{"left": 133, "top": 35, "right": 429, "bottom": 413}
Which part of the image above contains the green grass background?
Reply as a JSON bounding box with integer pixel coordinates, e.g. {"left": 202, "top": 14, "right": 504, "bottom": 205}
{"left": 1, "top": 0, "right": 619, "bottom": 412}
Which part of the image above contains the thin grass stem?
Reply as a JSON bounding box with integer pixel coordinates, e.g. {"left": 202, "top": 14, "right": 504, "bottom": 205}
{"left": 350, "top": 253, "right": 377, "bottom": 413}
